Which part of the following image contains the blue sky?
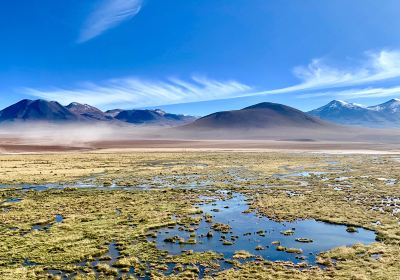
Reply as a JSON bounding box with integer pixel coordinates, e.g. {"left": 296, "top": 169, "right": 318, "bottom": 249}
{"left": 1, "top": 0, "right": 400, "bottom": 115}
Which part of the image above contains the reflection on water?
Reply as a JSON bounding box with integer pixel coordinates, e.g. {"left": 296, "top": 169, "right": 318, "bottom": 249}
{"left": 31, "top": 214, "right": 64, "bottom": 232}
{"left": 55, "top": 214, "right": 64, "bottom": 223}
{"left": 154, "top": 193, "right": 376, "bottom": 267}
{"left": 274, "top": 171, "right": 327, "bottom": 179}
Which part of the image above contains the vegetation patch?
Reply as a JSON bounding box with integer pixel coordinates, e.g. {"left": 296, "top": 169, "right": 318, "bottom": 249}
{"left": 0, "top": 152, "right": 399, "bottom": 279}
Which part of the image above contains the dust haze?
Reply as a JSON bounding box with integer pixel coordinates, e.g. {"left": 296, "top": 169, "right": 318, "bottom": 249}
{"left": 1, "top": 121, "right": 400, "bottom": 153}
{"left": 0, "top": 122, "right": 163, "bottom": 149}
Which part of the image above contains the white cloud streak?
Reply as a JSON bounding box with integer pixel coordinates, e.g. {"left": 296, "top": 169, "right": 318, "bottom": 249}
{"left": 253, "top": 50, "right": 400, "bottom": 96}
{"left": 78, "top": 0, "right": 142, "bottom": 43}
{"left": 23, "top": 49, "right": 400, "bottom": 108}
{"left": 298, "top": 86, "right": 400, "bottom": 100}
{"left": 24, "top": 76, "right": 252, "bottom": 108}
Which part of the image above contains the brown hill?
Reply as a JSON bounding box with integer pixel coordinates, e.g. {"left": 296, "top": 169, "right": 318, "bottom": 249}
{"left": 184, "top": 102, "right": 329, "bottom": 130}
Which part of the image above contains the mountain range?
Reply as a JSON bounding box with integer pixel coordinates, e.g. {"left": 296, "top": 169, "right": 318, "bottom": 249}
{"left": 309, "top": 99, "right": 400, "bottom": 128}
{"left": 0, "top": 99, "right": 196, "bottom": 126}
{"left": 0, "top": 98, "right": 400, "bottom": 129}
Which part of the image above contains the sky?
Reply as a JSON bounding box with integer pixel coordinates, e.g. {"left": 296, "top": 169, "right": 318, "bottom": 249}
{"left": 1, "top": 0, "right": 400, "bottom": 116}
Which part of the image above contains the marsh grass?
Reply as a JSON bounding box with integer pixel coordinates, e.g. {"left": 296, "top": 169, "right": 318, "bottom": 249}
{"left": 0, "top": 152, "right": 399, "bottom": 279}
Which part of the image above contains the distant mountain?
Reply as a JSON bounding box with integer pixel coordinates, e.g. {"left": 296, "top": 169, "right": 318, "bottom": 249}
{"left": 308, "top": 100, "right": 384, "bottom": 125}
{"left": 368, "top": 99, "right": 400, "bottom": 125}
{"left": 0, "top": 99, "right": 196, "bottom": 126}
{"left": 309, "top": 99, "right": 400, "bottom": 127}
{"left": 184, "top": 102, "right": 329, "bottom": 130}
{"left": 368, "top": 99, "right": 400, "bottom": 114}
{"left": 114, "top": 109, "right": 196, "bottom": 126}
{"left": 6, "top": 98, "right": 400, "bottom": 128}
{"left": 66, "top": 102, "right": 113, "bottom": 121}
{"left": 0, "top": 99, "right": 80, "bottom": 122}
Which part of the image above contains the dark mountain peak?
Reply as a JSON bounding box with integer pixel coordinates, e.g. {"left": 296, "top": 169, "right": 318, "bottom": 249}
{"left": 243, "top": 102, "right": 297, "bottom": 111}
{"left": 18, "top": 98, "right": 33, "bottom": 104}
{"left": 186, "top": 102, "right": 327, "bottom": 130}
{"left": 7, "top": 99, "right": 34, "bottom": 108}
{"left": 0, "top": 99, "right": 80, "bottom": 122}
{"left": 114, "top": 109, "right": 196, "bottom": 126}
{"left": 16, "top": 98, "right": 57, "bottom": 107}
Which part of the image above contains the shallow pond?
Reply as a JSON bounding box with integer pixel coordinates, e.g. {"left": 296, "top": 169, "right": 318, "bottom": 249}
{"left": 31, "top": 214, "right": 64, "bottom": 231}
{"left": 47, "top": 241, "right": 145, "bottom": 279}
{"left": 154, "top": 193, "right": 376, "bottom": 267}
{"left": 274, "top": 171, "right": 327, "bottom": 179}
{"left": 0, "top": 182, "right": 135, "bottom": 192}
{"left": 1, "top": 197, "right": 22, "bottom": 204}
{"left": 55, "top": 214, "right": 64, "bottom": 223}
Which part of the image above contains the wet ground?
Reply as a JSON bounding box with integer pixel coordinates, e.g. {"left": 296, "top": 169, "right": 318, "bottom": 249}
{"left": 154, "top": 192, "right": 376, "bottom": 268}
{"left": 2, "top": 152, "right": 397, "bottom": 279}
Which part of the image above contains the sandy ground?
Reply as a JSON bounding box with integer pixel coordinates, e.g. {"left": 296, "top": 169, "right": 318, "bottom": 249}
{"left": 1, "top": 138, "right": 400, "bottom": 155}
{"left": 90, "top": 139, "right": 400, "bottom": 153}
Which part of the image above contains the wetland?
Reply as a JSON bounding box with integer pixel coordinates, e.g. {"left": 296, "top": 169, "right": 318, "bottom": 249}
{"left": 0, "top": 152, "right": 399, "bottom": 279}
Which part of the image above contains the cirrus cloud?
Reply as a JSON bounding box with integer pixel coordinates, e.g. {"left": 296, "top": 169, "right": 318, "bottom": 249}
{"left": 253, "top": 50, "right": 400, "bottom": 96}
{"left": 23, "top": 50, "right": 400, "bottom": 109}
{"left": 78, "top": 0, "right": 143, "bottom": 43}
{"left": 23, "top": 76, "right": 252, "bottom": 109}
{"left": 298, "top": 86, "right": 400, "bottom": 100}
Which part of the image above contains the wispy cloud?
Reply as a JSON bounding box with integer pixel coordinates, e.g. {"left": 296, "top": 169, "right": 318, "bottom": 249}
{"left": 254, "top": 50, "right": 400, "bottom": 95}
{"left": 78, "top": 0, "right": 142, "bottom": 43}
{"left": 23, "top": 49, "right": 400, "bottom": 108}
{"left": 24, "top": 76, "right": 252, "bottom": 108}
{"left": 298, "top": 86, "right": 400, "bottom": 100}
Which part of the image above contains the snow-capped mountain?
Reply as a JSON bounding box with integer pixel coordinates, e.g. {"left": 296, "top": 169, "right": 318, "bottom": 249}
{"left": 315, "top": 100, "right": 365, "bottom": 110}
{"left": 368, "top": 99, "right": 400, "bottom": 113}
{"left": 309, "top": 99, "right": 400, "bottom": 128}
